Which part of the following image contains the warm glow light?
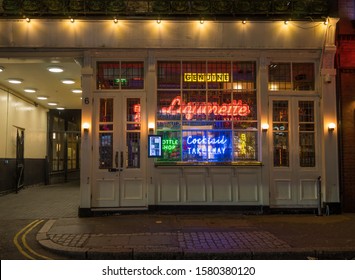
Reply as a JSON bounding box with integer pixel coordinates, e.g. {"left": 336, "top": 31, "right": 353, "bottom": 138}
{"left": 47, "top": 65, "right": 64, "bottom": 73}
{"left": 242, "top": 20, "right": 247, "bottom": 24}
{"left": 61, "top": 79, "right": 75, "bottom": 84}
{"left": 284, "top": 20, "right": 288, "bottom": 25}
{"left": 70, "top": 18, "right": 75, "bottom": 23}
{"left": 24, "top": 88, "right": 37, "bottom": 93}
{"left": 26, "top": 18, "right": 30, "bottom": 23}
{"left": 48, "top": 102, "right": 58, "bottom": 106}
{"left": 156, "top": 19, "right": 161, "bottom": 24}
{"left": 148, "top": 122, "right": 155, "bottom": 133}
{"left": 328, "top": 122, "right": 336, "bottom": 131}
{"left": 83, "top": 122, "right": 90, "bottom": 130}
{"left": 0, "top": 66, "right": 4, "bottom": 72}
{"left": 8, "top": 78, "right": 23, "bottom": 84}
{"left": 269, "top": 83, "right": 279, "bottom": 91}
{"left": 261, "top": 123, "right": 269, "bottom": 131}
{"left": 200, "top": 19, "right": 204, "bottom": 24}
{"left": 37, "top": 96, "right": 48, "bottom": 100}
{"left": 71, "top": 89, "right": 82, "bottom": 93}
{"left": 114, "top": 18, "right": 118, "bottom": 24}
{"left": 57, "top": 107, "right": 65, "bottom": 110}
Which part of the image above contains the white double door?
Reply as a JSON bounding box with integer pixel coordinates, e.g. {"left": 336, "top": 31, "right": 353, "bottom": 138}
{"left": 269, "top": 96, "right": 321, "bottom": 207}
{"left": 92, "top": 92, "right": 147, "bottom": 208}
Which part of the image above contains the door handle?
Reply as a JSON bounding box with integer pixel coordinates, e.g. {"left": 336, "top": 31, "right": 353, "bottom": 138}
{"left": 115, "top": 151, "right": 119, "bottom": 168}
{"left": 120, "top": 151, "right": 124, "bottom": 169}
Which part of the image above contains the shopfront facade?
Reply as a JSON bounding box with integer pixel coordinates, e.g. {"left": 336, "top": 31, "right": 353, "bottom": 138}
{"left": 75, "top": 19, "right": 340, "bottom": 215}
{"left": 0, "top": 14, "right": 339, "bottom": 213}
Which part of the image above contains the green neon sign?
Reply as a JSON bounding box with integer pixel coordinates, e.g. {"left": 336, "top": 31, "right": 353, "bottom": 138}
{"left": 162, "top": 138, "right": 179, "bottom": 152}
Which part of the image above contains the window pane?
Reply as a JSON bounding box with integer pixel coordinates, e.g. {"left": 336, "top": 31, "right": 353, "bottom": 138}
{"left": 97, "top": 62, "right": 120, "bottom": 89}
{"left": 268, "top": 63, "right": 291, "bottom": 90}
{"left": 233, "top": 131, "right": 257, "bottom": 160}
{"left": 126, "top": 98, "right": 141, "bottom": 130}
{"left": 158, "top": 61, "right": 181, "bottom": 89}
{"left": 293, "top": 63, "right": 315, "bottom": 90}
{"left": 127, "top": 132, "right": 140, "bottom": 168}
{"left": 99, "top": 133, "right": 113, "bottom": 169}
{"left": 273, "top": 100, "right": 289, "bottom": 167}
{"left": 207, "top": 61, "right": 232, "bottom": 89}
{"left": 121, "top": 61, "right": 144, "bottom": 89}
{"left": 158, "top": 131, "right": 181, "bottom": 162}
{"left": 182, "top": 61, "right": 206, "bottom": 89}
{"left": 157, "top": 91, "right": 181, "bottom": 120}
{"left": 299, "top": 101, "right": 315, "bottom": 167}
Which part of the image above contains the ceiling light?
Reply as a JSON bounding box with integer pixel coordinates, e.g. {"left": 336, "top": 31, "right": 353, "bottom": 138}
{"left": 57, "top": 107, "right": 65, "bottom": 110}
{"left": 8, "top": 78, "right": 23, "bottom": 84}
{"left": 48, "top": 102, "right": 58, "bottom": 106}
{"left": 37, "top": 96, "right": 48, "bottom": 100}
{"left": 47, "top": 65, "right": 64, "bottom": 73}
{"left": 0, "top": 66, "right": 4, "bottom": 72}
{"left": 61, "top": 79, "right": 75, "bottom": 84}
{"left": 71, "top": 89, "right": 82, "bottom": 93}
{"left": 24, "top": 88, "right": 37, "bottom": 93}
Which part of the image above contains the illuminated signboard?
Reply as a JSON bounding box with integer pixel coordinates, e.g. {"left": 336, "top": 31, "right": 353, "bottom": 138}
{"left": 162, "top": 138, "right": 179, "bottom": 152}
{"left": 161, "top": 96, "right": 250, "bottom": 120}
{"left": 184, "top": 73, "right": 230, "bottom": 82}
{"left": 148, "top": 135, "right": 162, "bottom": 158}
{"left": 182, "top": 131, "right": 232, "bottom": 162}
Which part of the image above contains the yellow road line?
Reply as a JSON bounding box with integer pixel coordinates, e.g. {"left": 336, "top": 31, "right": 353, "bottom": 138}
{"left": 21, "top": 220, "right": 53, "bottom": 260}
{"left": 13, "top": 219, "right": 53, "bottom": 260}
{"left": 13, "top": 220, "right": 38, "bottom": 260}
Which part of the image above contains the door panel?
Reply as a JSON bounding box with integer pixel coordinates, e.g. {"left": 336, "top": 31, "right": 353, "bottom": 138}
{"left": 269, "top": 97, "right": 320, "bottom": 207}
{"left": 92, "top": 93, "right": 146, "bottom": 208}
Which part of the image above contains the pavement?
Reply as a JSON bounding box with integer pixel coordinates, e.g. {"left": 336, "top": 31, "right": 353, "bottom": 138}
{"left": 1, "top": 181, "right": 355, "bottom": 260}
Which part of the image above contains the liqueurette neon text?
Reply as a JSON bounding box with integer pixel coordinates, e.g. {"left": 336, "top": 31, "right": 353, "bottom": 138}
{"left": 161, "top": 96, "right": 250, "bottom": 120}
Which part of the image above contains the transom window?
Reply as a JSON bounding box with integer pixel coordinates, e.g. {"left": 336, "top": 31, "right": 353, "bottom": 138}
{"left": 96, "top": 61, "right": 144, "bottom": 90}
{"left": 268, "top": 62, "right": 315, "bottom": 91}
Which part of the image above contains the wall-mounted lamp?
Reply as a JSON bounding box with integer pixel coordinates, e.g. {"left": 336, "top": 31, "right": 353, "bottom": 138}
{"left": 148, "top": 123, "right": 155, "bottom": 134}
{"left": 156, "top": 18, "right": 161, "bottom": 24}
{"left": 261, "top": 123, "right": 269, "bottom": 132}
{"left": 83, "top": 123, "right": 90, "bottom": 139}
{"left": 328, "top": 122, "right": 336, "bottom": 132}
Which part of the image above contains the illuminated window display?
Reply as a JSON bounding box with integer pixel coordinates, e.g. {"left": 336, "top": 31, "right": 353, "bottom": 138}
{"left": 157, "top": 61, "right": 257, "bottom": 163}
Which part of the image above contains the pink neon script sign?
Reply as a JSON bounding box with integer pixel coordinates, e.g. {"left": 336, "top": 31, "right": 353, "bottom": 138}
{"left": 161, "top": 96, "right": 251, "bottom": 120}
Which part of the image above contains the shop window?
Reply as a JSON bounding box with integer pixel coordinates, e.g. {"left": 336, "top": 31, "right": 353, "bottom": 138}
{"left": 96, "top": 61, "right": 144, "bottom": 90}
{"left": 157, "top": 61, "right": 258, "bottom": 164}
{"left": 272, "top": 100, "right": 289, "bottom": 167}
{"left": 268, "top": 62, "right": 315, "bottom": 91}
{"left": 299, "top": 101, "right": 316, "bottom": 167}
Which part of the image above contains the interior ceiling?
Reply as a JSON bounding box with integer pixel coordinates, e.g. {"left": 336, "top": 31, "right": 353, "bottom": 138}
{"left": 0, "top": 56, "right": 82, "bottom": 110}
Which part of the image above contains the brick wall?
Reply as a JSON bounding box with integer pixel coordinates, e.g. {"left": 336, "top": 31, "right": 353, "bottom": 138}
{"left": 339, "top": 72, "right": 355, "bottom": 212}
{"left": 337, "top": 1, "right": 355, "bottom": 212}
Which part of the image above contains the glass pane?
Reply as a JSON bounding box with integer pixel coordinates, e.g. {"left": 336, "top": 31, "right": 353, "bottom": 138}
{"left": 157, "top": 91, "right": 181, "bottom": 120}
{"left": 273, "top": 100, "right": 289, "bottom": 167}
{"left": 126, "top": 98, "right": 141, "bottom": 130}
{"left": 121, "top": 61, "right": 144, "bottom": 89}
{"left": 97, "top": 62, "right": 120, "bottom": 89}
{"left": 233, "top": 131, "right": 257, "bottom": 160}
{"left": 268, "top": 63, "right": 292, "bottom": 91}
{"left": 182, "top": 130, "right": 232, "bottom": 162}
{"left": 100, "top": 99, "right": 113, "bottom": 122}
{"left": 127, "top": 132, "right": 140, "bottom": 168}
{"left": 207, "top": 61, "right": 232, "bottom": 89}
{"left": 233, "top": 62, "right": 256, "bottom": 91}
{"left": 299, "top": 101, "right": 315, "bottom": 167}
{"left": 99, "top": 133, "right": 113, "bottom": 169}
{"left": 293, "top": 63, "right": 315, "bottom": 91}
{"left": 182, "top": 61, "right": 206, "bottom": 89}
{"left": 157, "top": 61, "right": 181, "bottom": 89}
{"left": 182, "top": 91, "right": 207, "bottom": 120}
{"left": 158, "top": 131, "right": 181, "bottom": 162}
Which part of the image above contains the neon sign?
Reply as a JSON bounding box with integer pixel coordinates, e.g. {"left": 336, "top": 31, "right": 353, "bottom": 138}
{"left": 162, "top": 138, "right": 179, "bottom": 151}
{"left": 161, "top": 96, "right": 250, "bottom": 120}
{"left": 186, "top": 135, "right": 228, "bottom": 156}
{"left": 184, "top": 73, "right": 230, "bottom": 82}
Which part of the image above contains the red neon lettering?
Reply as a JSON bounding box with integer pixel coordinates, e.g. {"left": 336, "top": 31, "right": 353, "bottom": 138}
{"left": 161, "top": 96, "right": 250, "bottom": 120}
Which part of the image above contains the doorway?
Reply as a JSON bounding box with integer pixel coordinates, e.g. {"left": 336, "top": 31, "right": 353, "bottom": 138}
{"left": 269, "top": 97, "right": 321, "bottom": 207}
{"left": 92, "top": 92, "right": 147, "bottom": 208}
